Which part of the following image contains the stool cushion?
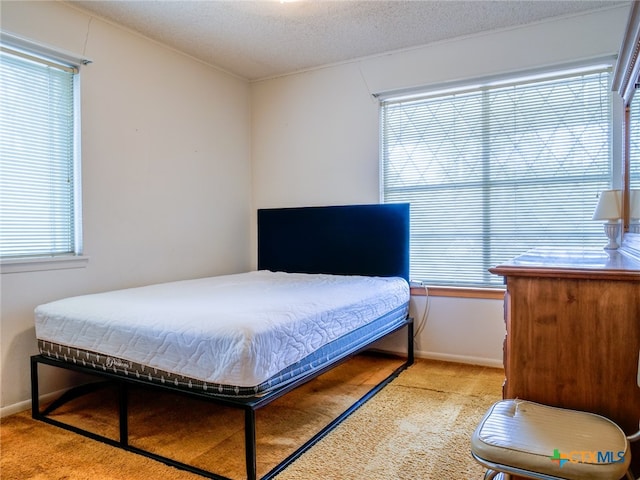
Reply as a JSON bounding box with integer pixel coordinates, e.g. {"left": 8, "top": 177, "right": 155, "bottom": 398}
{"left": 471, "top": 399, "right": 631, "bottom": 480}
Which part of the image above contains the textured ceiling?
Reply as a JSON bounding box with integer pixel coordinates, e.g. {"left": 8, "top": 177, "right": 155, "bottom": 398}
{"left": 68, "top": 0, "right": 629, "bottom": 81}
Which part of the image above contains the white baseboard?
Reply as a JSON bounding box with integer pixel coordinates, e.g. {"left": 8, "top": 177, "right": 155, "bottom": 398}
{"left": 416, "top": 350, "right": 504, "bottom": 369}
{"left": 1, "top": 388, "right": 69, "bottom": 418}
{"left": 370, "top": 345, "right": 504, "bottom": 369}
{"left": 1, "top": 399, "right": 31, "bottom": 418}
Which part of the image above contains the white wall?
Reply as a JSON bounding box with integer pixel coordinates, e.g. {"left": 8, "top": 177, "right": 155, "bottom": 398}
{"left": 0, "top": 1, "right": 252, "bottom": 413}
{"left": 250, "top": 6, "right": 630, "bottom": 367}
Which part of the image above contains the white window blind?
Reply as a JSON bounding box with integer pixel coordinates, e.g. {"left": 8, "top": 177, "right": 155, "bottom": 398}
{"left": 381, "top": 66, "right": 612, "bottom": 288}
{"left": 0, "top": 46, "right": 80, "bottom": 259}
{"left": 630, "top": 96, "right": 640, "bottom": 190}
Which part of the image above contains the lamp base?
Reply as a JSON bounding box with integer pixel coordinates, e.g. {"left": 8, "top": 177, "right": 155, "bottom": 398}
{"left": 602, "top": 221, "right": 621, "bottom": 250}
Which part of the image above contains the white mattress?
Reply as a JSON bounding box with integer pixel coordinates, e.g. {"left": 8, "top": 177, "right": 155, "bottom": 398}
{"left": 35, "top": 271, "right": 409, "bottom": 388}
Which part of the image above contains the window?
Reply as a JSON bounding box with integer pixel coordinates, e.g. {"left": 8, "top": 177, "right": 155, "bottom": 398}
{"left": 381, "top": 65, "right": 613, "bottom": 288}
{"left": 0, "top": 40, "right": 83, "bottom": 263}
{"left": 630, "top": 98, "right": 640, "bottom": 190}
{"left": 629, "top": 98, "right": 640, "bottom": 234}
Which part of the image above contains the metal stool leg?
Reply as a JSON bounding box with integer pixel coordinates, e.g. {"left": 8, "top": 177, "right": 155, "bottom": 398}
{"left": 485, "top": 471, "right": 511, "bottom": 480}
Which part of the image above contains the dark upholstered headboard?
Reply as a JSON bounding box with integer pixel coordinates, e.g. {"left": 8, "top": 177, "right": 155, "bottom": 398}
{"left": 257, "top": 203, "right": 410, "bottom": 281}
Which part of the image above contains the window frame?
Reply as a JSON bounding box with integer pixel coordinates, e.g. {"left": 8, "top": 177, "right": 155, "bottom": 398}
{"left": 0, "top": 33, "right": 89, "bottom": 274}
{"left": 612, "top": 1, "right": 640, "bottom": 233}
{"left": 379, "top": 59, "right": 622, "bottom": 293}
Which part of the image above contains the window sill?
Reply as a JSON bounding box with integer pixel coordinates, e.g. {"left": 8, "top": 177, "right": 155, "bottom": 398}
{"left": 410, "top": 285, "right": 505, "bottom": 300}
{"left": 1, "top": 255, "right": 89, "bottom": 274}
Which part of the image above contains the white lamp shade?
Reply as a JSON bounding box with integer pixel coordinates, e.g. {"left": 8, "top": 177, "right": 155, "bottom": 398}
{"left": 631, "top": 189, "right": 640, "bottom": 219}
{"left": 592, "top": 190, "right": 622, "bottom": 220}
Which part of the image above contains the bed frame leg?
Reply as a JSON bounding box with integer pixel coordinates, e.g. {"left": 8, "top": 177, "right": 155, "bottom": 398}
{"left": 31, "top": 356, "right": 41, "bottom": 418}
{"left": 407, "top": 319, "right": 415, "bottom": 366}
{"left": 245, "top": 408, "right": 257, "bottom": 480}
{"left": 118, "top": 382, "right": 129, "bottom": 447}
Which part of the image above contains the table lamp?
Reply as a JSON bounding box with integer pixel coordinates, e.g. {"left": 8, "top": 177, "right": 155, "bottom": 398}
{"left": 592, "top": 189, "right": 622, "bottom": 249}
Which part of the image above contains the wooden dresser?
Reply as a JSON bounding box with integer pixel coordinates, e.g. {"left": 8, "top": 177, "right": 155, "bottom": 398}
{"left": 490, "top": 235, "right": 640, "bottom": 476}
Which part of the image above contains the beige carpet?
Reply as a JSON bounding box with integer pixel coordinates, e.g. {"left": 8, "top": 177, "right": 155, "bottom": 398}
{"left": 1, "top": 357, "right": 503, "bottom": 480}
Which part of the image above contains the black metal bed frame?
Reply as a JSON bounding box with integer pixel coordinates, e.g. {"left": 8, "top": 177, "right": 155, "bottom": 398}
{"left": 31, "top": 318, "right": 413, "bottom": 480}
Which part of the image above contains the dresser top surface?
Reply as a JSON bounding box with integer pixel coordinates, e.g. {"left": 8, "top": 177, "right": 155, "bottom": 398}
{"left": 490, "top": 244, "right": 640, "bottom": 279}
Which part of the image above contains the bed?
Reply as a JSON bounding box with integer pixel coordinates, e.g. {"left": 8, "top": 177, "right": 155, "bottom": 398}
{"left": 31, "top": 203, "right": 414, "bottom": 480}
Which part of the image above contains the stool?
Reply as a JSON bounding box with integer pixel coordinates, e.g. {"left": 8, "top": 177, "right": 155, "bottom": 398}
{"left": 471, "top": 399, "right": 636, "bottom": 480}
